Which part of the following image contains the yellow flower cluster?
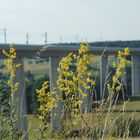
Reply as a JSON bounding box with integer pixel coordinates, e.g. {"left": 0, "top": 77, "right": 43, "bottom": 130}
{"left": 77, "top": 43, "right": 95, "bottom": 96}
{"left": 36, "top": 81, "right": 56, "bottom": 121}
{"left": 108, "top": 47, "right": 130, "bottom": 94}
{"left": 57, "top": 52, "right": 80, "bottom": 125}
{"left": 2, "top": 44, "right": 21, "bottom": 96}
{"left": 78, "top": 42, "right": 89, "bottom": 55}
{"left": 56, "top": 43, "right": 96, "bottom": 130}
{"left": 57, "top": 53, "right": 76, "bottom": 95}
{"left": 57, "top": 42, "right": 95, "bottom": 98}
{"left": 3, "top": 46, "right": 16, "bottom": 59}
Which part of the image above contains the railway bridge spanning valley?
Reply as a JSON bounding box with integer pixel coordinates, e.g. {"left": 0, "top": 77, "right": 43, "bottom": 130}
{"left": 0, "top": 41, "right": 140, "bottom": 137}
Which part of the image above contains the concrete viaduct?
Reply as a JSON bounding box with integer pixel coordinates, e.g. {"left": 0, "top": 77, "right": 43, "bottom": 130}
{"left": 0, "top": 42, "right": 140, "bottom": 139}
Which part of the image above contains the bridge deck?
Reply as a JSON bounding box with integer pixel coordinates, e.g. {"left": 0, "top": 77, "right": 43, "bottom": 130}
{"left": 0, "top": 42, "right": 140, "bottom": 57}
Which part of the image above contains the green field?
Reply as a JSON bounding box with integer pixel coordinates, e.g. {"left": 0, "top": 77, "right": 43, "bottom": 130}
{"left": 27, "top": 100, "right": 140, "bottom": 139}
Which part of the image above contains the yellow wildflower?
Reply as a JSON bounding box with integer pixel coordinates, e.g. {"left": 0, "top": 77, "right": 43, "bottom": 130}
{"left": 2, "top": 44, "right": 20, "bottom": 96}
{"left": 112, "top": 76, "right": 118, "bottom": 83}
{"left": 124, "top": 47, "right": 130, "bottom": 56}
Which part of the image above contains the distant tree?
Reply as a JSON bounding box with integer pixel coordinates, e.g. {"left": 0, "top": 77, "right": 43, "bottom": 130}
{"left": 25, "top": 71, "right": 49, "bottom": 114}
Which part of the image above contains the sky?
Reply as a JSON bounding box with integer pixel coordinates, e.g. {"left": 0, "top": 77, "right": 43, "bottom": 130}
{"left": 0, "top": 0, "right": 140, "bottom": 44}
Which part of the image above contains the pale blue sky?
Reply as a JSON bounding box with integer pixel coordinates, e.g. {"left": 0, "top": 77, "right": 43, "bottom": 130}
{"left": 0, "top": 0, "right": 140, "bottom": 44}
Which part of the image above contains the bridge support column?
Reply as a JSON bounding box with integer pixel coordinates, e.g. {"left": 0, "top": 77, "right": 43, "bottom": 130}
{"left": 50, "top": 56, "right": 63, "bottom": 130}
{"left": 100, "top": 55, "right": 109, "bottom": 99}
{"left": 13, "top": 58, "right": 28, "bottom": 140}
{"left": 82, "top": 88, "right": 92, "bottom": 112}
{"left": 121, "top": 68, "right": 127, "bottom": 93}
{"left": 131, "top": 55, "right": 140, "bottom": 95}
{"left": 79, "top": 73, "right": 91, "bottom": 113}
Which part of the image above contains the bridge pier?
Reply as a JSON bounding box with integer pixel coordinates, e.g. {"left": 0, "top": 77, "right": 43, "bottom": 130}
{"left": 49, "top": 56, "right": 63, "bottom": 130}
{"left": 131, "top": 55, "right": 140, "bottom": 95}
{"left": 13, "top": 58, "right": 28, "bottom": 140}
{"left": 82, "top": 87, "right": 92, "bottom": 112}
{"left": 79, "top": 73, "right": 91, "bottom": 113}
{"left": 100, "top": 55, "right": 109, "bottom": 99}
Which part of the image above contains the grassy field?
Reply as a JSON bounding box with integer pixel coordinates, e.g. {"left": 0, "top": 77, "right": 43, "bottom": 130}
{"left": 116, "top": 100, "right": 140, "bottom": 111}
{"left": 0, "top": 56, "right": 123, "bottom": 79}
{"left": 1, "top": 60, "right": 50, "bottom": 79}
{"left": 27, "top": 113, "right": 140, "bottom": 139}
{"left": 27, "top": 100, "right": 140, "bottom": 139}
{"left": 27, "top": 115, "right": 42, "bottom": 140}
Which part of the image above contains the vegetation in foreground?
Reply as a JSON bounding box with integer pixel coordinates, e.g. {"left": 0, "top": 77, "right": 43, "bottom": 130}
{"left": 0, "top": 43, "right": 140, "bottom": 140}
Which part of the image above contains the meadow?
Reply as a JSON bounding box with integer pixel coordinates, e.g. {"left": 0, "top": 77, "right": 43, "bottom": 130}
{"left": 27, "top": 100, "right": 140, "bottom": 139}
